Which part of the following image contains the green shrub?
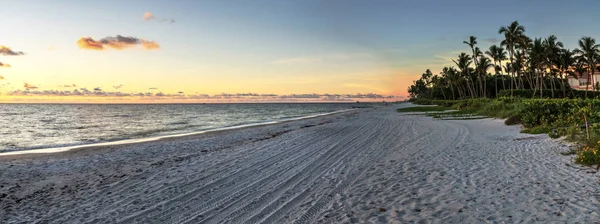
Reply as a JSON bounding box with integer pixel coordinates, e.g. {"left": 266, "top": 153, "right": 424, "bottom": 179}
{"left": 521, "top": 125, "right": 552, "bottom": 134}
{"left": 504, "top": 116, "right": 521, "bottom": 125}
{"left": 575, "top": 145, "right": 600, "bottom": 166}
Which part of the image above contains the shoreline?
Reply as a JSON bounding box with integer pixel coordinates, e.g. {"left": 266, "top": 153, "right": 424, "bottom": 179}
{"left": 0, "top": 109, "right": 356, "bottom": 159}
{"left": 1, "top": 104, "right": 598, "bottom": 223}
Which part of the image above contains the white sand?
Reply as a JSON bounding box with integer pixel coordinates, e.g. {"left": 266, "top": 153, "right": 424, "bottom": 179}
{"left": 1, "top": 104, "right": 599, "bottom": 223}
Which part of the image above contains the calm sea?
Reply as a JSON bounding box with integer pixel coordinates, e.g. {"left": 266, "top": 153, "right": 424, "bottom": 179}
{"left": 0, "top": 103, "right": 358, "bottom": 152}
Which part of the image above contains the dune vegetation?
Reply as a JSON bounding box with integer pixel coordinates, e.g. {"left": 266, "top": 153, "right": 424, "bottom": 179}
{"left": 406, "top": 20, "right": 600, "bottom": 167}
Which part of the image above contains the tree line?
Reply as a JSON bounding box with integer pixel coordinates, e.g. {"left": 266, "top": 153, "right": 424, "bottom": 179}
{"left": 408, "top": 21, "right": 600, "bottom": 100}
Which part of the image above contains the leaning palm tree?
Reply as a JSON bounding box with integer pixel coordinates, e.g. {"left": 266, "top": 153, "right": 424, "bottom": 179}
{"left": 453, "top": 53, "right": 475, "bottom": 98}
{"left": 442, "top": 67, "right": 462, "bottom": 99}
{"left": 574, "top": 37, "right": 600, "bottom": 97}
{"left": 499, "top": 21, "right": 526, "bottom": 97}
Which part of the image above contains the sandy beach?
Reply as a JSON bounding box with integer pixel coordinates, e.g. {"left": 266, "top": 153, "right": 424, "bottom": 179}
{"left": 1, "top": 104, "right": 599, "bottom": 223}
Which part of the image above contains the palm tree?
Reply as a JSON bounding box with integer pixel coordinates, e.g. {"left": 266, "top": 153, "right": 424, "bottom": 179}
{"left": 486, "top": 45, "right": 508, "bottom": 96}
{"left": 542, "top": 35, "right": 563, "bottom": 98}
{"left": 574, "top": 37, "right": 600, "bottom": 97}
{"left": 515, "top": 35, "right": 532, "bottom": 89}
{"left": 442, "top": 67, "right": 462, "bottom": 99}
{"left": 477, "top": 56, "right": 495, "bottom": 97}
{"left": 529, "top": 38, "right": 545, "bottom": 97}
{"left": 453, "top": 53, "right": 475, "bottom": 98}
{"left": 464, "top": 36, "right": 483, "bottom": 97}
{"left": 499, "top": 21, "right": 525, "bottom": 97}
{"left": 558, "top": 49, "right": 575, "bottom": 97}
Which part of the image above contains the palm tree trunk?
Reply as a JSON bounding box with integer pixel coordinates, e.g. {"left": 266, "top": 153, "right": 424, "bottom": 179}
{"left": 500, "top": 61, "right": 506, "bottom": 92}
{"left": 561, "top": 71, "right": 566, "bottom": 98}
{"left": 586, "top": 68, "right": 591, "bottom": 97}
{"left": 440, "top": 84, "right": 446, "bottom": 100}
{"left": 529, "top": 69, "right": 540, "bottom": 98}
{"left": 550, "top": 73, "right": 555, "bottom": 98}
{"left": 483, "top": 72, "right": 487, "bottom": 98}
{"left": 541, "top": 72, "right": 548, "bottom": 98}
{"left": 449, "top": 83, "right": 455, "bottom": 100}
{"left": 509, "top": 47, "right": 515, "bottom": 97}
{"left": 494, "top": 63, "right": 498, "bottom": 97}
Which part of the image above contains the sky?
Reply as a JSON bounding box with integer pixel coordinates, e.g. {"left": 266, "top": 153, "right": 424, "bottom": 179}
{"left": 1, "top": 0, "right": 600, "bottom": 102}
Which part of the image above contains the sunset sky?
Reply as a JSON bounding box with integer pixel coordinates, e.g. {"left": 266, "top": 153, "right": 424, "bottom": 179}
{"left": 1, "top": 0, "right": 600, "bottom": 102}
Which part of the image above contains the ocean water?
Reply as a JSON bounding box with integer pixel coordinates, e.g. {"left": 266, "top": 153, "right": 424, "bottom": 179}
{"left": 0, "top": 103, "right": 358, "bottom": 153}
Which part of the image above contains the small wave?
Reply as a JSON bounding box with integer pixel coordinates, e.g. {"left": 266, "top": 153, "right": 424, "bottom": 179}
{"left": 167, "top": 121, "right": 190, "bottom": 125}
{"left": 40, "top": 118, "right": 56, "bottom": 123}
{"left": 0, "top": 113, "right": 20, "bottom": 116}
{"left": 74, "top": 125, "right": 101, "bottom": 130}
{"left": 108, "top": 114, "right": 135, "bottom": 118}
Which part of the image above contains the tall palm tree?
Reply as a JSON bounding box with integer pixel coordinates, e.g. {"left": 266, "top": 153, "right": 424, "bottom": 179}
{"left": 558, "top": 49, "right": 576, "bottom": 98}
{"left": 574, "top": 37, "right": 600, "bottom": 97}
{"left": 499, "top": 21, "right": 525, "bottom": 97}
{"left": 515, "top": 35, "right": 532, "bottom": 89}
{"left": 477, "top": 56, "right": 495, "bottom": 97}
{"left": 486, "top": 45, "right": 508, "bottom": 96}
{"left": 464, "top": 36, "right": 483, "bottom": 96}
{"left": 453, "top": 53, "right": 475, "bottom": 98}
{"left": 543, "top": 35, "right": 564, "bottom": 98}
{"left": 529, "top": 38, "right": 545, "bottom": 97}
{"left": 474, "top": 47, "right": 486, "bottom": 96}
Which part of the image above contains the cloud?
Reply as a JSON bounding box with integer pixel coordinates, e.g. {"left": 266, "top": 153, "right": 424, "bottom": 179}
{"left": 24, "top": 83, "right": 38, "bottom": 89}
{"left": 149, "top": 87, "right": 158, "bottom": 90}
{"left": 0, "top": 62, "right": 10, "bottom": 68}
{"left": 143, "top": 12, "right": 175, "bottom": 23}
{"left": 77, "top": 35, "right": 160, "bottom": 50}
{"left": 59, "top": 84, "right": 77, "bottom": 88}
{"left": 141, "top": 40, "right": 160, "bottom": 50}
{"left": 113, "top": 84, "right": 123, "bottom": 89}
{"left": 0, "top": 75, "right": 4, "bottom": 80}
{"left": 143, "top": 12, "right": 154, "bottom": 21}
{"left": 93, "top": 87, "right": 102, "bottom": 91}
{"left": 0, "top": 46, "right": 25, "bottom": 56}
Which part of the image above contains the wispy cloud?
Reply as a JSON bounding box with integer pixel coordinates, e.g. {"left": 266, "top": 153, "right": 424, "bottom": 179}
{"left": 59, "top": 84, "right": 76, "bottom": 88}
{"left": 143, "top": 12, "right": 175, "bottom": 23}
{"left": 7, "top": 89, "right": 399, "bottom": 102}
{"left": 113, "top": 84, "right": 124, "bottom": 89}
{"left": 272, "top": 52, "right": 372, "bottom": 65}
{"left": 24, "top": 83, "right": 38, "bottom": 89}
{"left": 143, "top": 12, "right": 154, "bottom": 20}
{"left": 0, "top": 75, "right": 4, "bottom": 80}
{"left": 0, "top": 62, "right": 10, "bottom": 68}
{"left": 0, "top": 46, "right": 25, "bottom": 56}
{"left": 77, "top": 35, "right": 160, "bottom": 50}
